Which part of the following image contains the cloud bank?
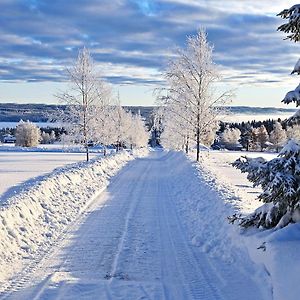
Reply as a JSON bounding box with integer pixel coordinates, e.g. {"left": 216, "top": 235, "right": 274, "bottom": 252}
{"left": 0, "top": 0, "right": 298, "bottom": 87}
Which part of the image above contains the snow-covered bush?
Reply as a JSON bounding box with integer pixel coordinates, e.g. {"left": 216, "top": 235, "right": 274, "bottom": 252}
{"left": 220, "top": 127, "right": 241, "bottom": 148}
{"left": 15, "top": 120, "right": 41, "bottom": 147}
{"left": 232, "top": 140, "right": 300, "bottom": 229}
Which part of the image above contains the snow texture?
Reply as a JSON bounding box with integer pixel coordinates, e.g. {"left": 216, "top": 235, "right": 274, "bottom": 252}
{"left": 0, "top": 149, "right": 148, "bottom": 285}
{"left": 0, "top": 150, "right": 270, "bottom": 300}
{"left": 198, "top": 149, "right": 300, "bottom": 300}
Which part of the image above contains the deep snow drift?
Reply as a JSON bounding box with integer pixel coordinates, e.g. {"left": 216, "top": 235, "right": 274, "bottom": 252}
{"left": 0, "top": 149, "right": 148, "bottom": 287}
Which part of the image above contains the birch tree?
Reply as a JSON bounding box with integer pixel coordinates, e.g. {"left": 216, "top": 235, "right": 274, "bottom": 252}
{"left": 160, "top": 28, "right": 231, "bottom": 161}
{"left": 57, "top": 47, "right": 110, "bottom": 161}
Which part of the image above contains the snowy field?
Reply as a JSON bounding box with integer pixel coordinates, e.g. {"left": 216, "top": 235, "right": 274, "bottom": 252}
{"left": 222, "top": 113, "right": 293, "bottom": 123}
{"left": 0, "top": 122, "right": 58, "bottom": 129}
{"left": 0, "top": 151, "right": 99, "bottom": 199}
{"left": 196, "top": 150, "right": 276, "bottom": 213}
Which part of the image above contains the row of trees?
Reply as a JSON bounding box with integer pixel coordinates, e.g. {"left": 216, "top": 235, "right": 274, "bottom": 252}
{"left": 56, "top": 48, "right": 148, "bottom": 160}
{"left": 219, "top": 121, "right": 300, "bottom": 152}
{"left": 155, "top": 28, "right": 232, "bottom": 161}
{"left": 12, "top": 49, "right": 149, "bottom": 156}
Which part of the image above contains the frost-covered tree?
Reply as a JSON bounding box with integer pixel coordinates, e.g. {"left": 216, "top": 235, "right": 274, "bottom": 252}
{"left": 232, "top": 140, "right": 300, "bottom": 228}
{"left": 15, "top": 120, "right": 41, "bottom": 147}
{"left": 57, "top": 47, "right": 111, "bottom": 161}
{"left": 160, "top": 28, "right": 232, "bottom": 160}
{"left": 41, "top": 131, "right": 51, "bottom": 144}
{"left": 286, "top": 124, "right": 300, "bottom": 141}
{"left": 127, "top": 114, "right": 149, "bottom": 148}
{"left": 255, "top": 125, "right": 269, "bottom": 152}
{"left": 220, "top": 127, "right": 241, "bottom": 148}
{"left": 269, "top": 121, "right": 287, "bottom": 152}
{"left": 49, "top": 130, "right": 56, "bottom": 144}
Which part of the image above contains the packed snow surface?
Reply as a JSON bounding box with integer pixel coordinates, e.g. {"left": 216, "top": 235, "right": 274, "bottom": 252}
{"left": 2, "top": 150, "right": 271, "bottom": 300}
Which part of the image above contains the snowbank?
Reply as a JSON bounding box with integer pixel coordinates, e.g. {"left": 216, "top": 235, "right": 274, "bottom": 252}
{"left": 0, "top": 149, "right": 148, "bottom": 284}
{"left": 169, "top": 151, "right": 271, "bottom": 299}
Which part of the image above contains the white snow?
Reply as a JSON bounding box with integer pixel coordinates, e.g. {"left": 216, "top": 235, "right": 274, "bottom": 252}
{"left": 2, "top": 150, "right": 270, "bottom": 300}
{"left": 0, "top": 149, "right": 148, "bottom": 286}
{"left": 0, "top": 152, "right": 101, "bottom": 198}
{"left": 0, "top": 122, "right": 57, "bottom": 129}
{"left": 196, "top": 149, "right": 300, "bottom": 300}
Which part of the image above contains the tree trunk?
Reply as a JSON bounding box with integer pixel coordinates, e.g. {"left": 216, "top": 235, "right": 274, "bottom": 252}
{"left": 196, "top": 131, "right": 200, "bottom": 162}
{"left": 185, "top": 135, "right": 189, "bottom": 154}
{"left": 86, "top": 145, "right": 89, "bottom": 162}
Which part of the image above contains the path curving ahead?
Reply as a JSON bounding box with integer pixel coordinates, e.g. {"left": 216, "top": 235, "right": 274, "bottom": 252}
{"left": 3, "top": 151, "right": 270, "bottom": 300}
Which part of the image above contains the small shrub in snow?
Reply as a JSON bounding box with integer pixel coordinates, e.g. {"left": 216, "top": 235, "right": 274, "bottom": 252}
{"left": 232, "top": 140, "right": 300, "bottom": 229}
{"left": 220, "top": 126, "right": 241, "bottom": 149}
{"left": 15, "top": 120, "right": 41, "bottom": 147}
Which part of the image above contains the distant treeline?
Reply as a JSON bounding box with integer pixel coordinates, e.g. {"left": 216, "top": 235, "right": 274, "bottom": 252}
{"left": 0, "top": 103, "right": 297, "bottom": 125}
{"left": 0, "top": 103, "right": 154, "bottom": 124}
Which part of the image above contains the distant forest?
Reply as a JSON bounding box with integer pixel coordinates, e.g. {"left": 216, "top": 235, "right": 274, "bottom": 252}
{"left": 0, "top": 103, "right": 297, "bottom": 124}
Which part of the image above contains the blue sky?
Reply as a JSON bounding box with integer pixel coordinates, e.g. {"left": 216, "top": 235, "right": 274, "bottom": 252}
{"left": 0, "top": 0, "right": 299, "bottom": 107}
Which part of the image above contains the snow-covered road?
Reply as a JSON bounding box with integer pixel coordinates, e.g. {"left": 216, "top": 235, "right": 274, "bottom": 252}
{"left": 3, "top": 151, "right": 271, "bottom": 300}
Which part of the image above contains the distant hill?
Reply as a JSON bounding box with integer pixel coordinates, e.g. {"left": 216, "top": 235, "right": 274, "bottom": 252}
{"left": 0, "top": 103, "right": 297, "bottom": 124}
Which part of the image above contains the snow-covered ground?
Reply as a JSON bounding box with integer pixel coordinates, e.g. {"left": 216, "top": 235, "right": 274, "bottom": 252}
{"left": 0, "top": 152, "right": 99, "bottom": 199}
{"left": 0, "top": 149, "right": 148, "bottom": 292}
{"left": 196, "top": 149, "right": 300, "bottom": 300}
{"left": 2, "top": 148, "right": 299, "bottom": 299}
{"left": 222, "top": 113, "right": 293, "bottom": 123}
{"left": 0, "top": 122, "right": 58, "bottom": 129}
{"left": 1, "top": 150, "right": 271, "bottom": 300}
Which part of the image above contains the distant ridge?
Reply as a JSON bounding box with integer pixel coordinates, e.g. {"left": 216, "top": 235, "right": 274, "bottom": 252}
{"left": 0, "top": 103, "right": 297, "bottom": 123}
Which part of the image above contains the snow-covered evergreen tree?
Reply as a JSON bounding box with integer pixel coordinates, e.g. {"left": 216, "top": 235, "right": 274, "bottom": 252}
{"left": 230, "top": 7, "right": 300, "bottom": 229}
{"left": 278, "top": 4, "right": 300, "bottom": 117}
{"left": 240, "top": 125, "right": 253, "bottom": 151}
{"left": 15, "top": 120, "right": 41, "bottom": 147}
{"left": 232, "top": 140, "right": 300, "bottom": 228}
{"left": 269, "top": 121, "right": 287, "bottom": 152}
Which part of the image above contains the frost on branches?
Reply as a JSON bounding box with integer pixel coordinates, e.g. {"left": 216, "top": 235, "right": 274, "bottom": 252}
{"left": 232, "top": 140, "right": 300, "bottom": 229}
{"left": 15, "top": 120, "right": 41, "bottom": 147}
{"left": 158, "top": 28, "right": 231, "bottom": 161}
